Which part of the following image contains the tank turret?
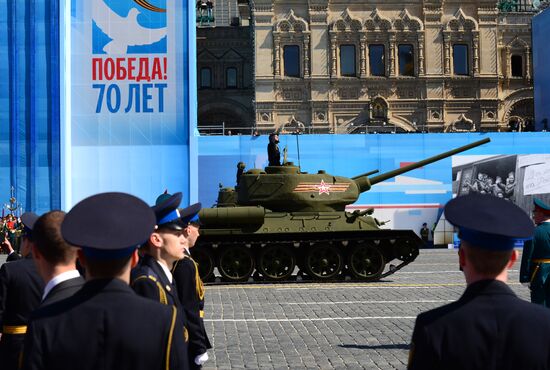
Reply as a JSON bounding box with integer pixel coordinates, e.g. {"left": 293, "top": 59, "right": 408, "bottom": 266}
{"left": 237, "top": 138, "right": 490, "bottom": 212}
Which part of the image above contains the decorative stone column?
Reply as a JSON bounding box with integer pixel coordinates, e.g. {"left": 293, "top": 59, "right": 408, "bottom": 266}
{"left": 473, "top": 32, "right": 480, "bottom": 76}
{"left": 525, "top": 47, "right": 531, "bottom": 80}
{"left": 389, "top": 34, "right": 396, "bottom": 76}
{"left": 303, "top": 34, "right": 310, "bottom": 77}
{"left": 443, "top": 33, "right": 450, "bottom": 75}
{"left": 417, "top": 32, "right": 425, "bottom": 75}
{"left": 360, "top": 34, "right": 367, "bottom": 77}
{"left": 505, "top": 46, "right": 511, "bottom": 78}
{"left": 274, "top": 37, "right": 280, "bottom": 76}
{"left": 330, "top": 34, "right": 337, "bottom": 77}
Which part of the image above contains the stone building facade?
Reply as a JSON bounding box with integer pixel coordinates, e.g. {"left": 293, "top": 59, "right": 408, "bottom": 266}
{"left": 197, "top": 0, "right": 255, "bottom": 134}
{"left": 251, "top": 0, "right": 536, "bottom": 133}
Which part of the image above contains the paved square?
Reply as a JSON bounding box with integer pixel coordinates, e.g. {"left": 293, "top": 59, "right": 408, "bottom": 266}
{"left": 0, "top": 249, "right": 530, "bottom": 369}
{"left": 202, "top": 249, "right": 530, "bottom": 369}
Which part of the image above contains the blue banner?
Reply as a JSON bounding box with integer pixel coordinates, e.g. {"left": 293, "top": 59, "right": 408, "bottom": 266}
{"left": 0, "top": 0, "right": 60, "bottom": 214}
{"left": 62, "top": 0, "right": 196, "bottom": 208}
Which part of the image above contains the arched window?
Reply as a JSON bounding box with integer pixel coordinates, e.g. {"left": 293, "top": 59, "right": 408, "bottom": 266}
{"left": 443, "top": 9, "right": 479, "bottom": 76}
{"left": 273, "top": 10, "right": 310, "bottom": 78}
{"left": 329, "top": 9, "right": 362, "bottom": 77}
{"left": 393, "top": 9, "right": 424, "bottom": 76}
{"left": 200, "top": 67, "right": 212, "bottom": 88}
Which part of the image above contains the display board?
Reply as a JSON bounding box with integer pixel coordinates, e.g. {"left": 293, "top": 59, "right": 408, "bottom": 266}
{"left": 61, "top": 0, "right": 197, "bottom": 208}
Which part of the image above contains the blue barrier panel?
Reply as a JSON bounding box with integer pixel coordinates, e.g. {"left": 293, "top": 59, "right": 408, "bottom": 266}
{"left": 533, "top": 9, "right": 550, "bottom": 131}
{"left": 198, "top": 132, "right": 550, "bottom": 231}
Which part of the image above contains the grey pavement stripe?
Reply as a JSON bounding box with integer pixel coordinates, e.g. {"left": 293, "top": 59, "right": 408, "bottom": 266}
{"left": 398, "top": 269, "right": 519, "bottom": 274}
{"left": 281, "top": 299, "right": 455, "bottom": 305}
{"left": 205, "top": 316, "right": 417, "bottom": 323}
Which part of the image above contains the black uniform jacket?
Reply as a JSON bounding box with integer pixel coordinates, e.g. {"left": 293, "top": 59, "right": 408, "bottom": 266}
{"left": 408, "top": 279, "right": 550, "bottom": 370}
{"left": 6, "top": 252, "right": 21, "bottom": 262}
{"left": 131, "top": 254, "right": 181, "bottom": 307}
{"left": 0, "top": 256, "right": 44, "bottom": 370}
{"left": 131, "top": 255, "right": 191, "bottom": 365}
{"left": 173, "top": 251, "right": 212, "bottom": 361}
{"left": 41, "top": 275, "right": 85, "bottom": 306}
{"left": 267, "top": 142, "right": 280, "bottom": 166}
{"left": 21, "top": 278, "right": 189, "bottom": 370}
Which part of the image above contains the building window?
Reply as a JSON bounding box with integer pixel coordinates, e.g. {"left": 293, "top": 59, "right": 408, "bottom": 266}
{"left": 226, "top": 67, "right": 237, "bottom": 88}
{"left": 511, "top": 55, "right": 523, "bottom": 77}
{"left": 369, "top": 44, "right": 385, "bottom": 76}
{"left": 283, "top": 45, "right": 300, "bottom": 77}
{"left": 340, "top": 44, "right": 356, "bottom": 77}
{"left": 200, "top": 67, "right": 212, "bottom": 88}
{"left": 398, "top": 44, "right": 414, "bottom": 76}
{"left": 453, "top": 44, "right": 469, "bottom": 76}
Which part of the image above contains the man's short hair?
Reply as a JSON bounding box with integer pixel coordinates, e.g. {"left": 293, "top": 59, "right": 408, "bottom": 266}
{"left": 84, "top": 255, "right": 133, "bottom": 277}
{"left": 33, "top": 210, "right": 77, "bottom": 265}
{"left": 463, "top": 242, "right": 513, "bottom": 275}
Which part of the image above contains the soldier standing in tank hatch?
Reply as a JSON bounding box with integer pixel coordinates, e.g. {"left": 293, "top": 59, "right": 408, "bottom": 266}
{"left": 408, "top": 193, "right": 550, "bottom": 370}
{"left": 268, "top": 133, "right": 281, "bottom": 166}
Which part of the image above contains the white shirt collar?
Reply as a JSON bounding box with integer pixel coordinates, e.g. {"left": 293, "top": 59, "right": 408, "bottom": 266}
{"left": 156, "top": 260, "right": 173, "bottom": 283}
{"left": 42, "top": 269, "right": 81, "bottom": 300}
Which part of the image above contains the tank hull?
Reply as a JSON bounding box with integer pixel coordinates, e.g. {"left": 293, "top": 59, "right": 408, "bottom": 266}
{"left": 192, "top": 208, "right": 421, "bottom": 282}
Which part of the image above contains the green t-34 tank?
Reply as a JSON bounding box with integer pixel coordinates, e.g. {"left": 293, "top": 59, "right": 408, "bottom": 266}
{"left": 193, "top": 138, "right": 490, "bottom": 283}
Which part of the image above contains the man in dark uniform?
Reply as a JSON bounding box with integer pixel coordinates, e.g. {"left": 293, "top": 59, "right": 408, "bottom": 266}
{"left": 131, "top": 192, "right": 190, "bottom": 366}
{"left": 0, "top": 212, "right": 43, "bottom": 370}
{"left": 172, "top": 202, "right": 212, "bottom": 369}
{"left": 267, "top": 133, "right": 281, "bottom": 166}
{"left": 31, "top": 211, "right": 84, "bottom": 306}
{"left": 420, "top": 222, "right": 430, "bottom": 247}
{"left": 520, "top": 197, "right": 550, "bottom": 308}
{"left": 21, "top": 192, "right": 189, "bottom": 370}
{"left": 408, "top": 193, "right": 550, "bottom": 370}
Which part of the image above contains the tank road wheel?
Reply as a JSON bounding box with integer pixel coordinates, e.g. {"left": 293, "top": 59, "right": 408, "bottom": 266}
{"left": 218, "top": 246, "right": 255, "bottom": 282}
{"left": 257, "top": 245, "right": 296, "bottom": 281}
{"left": 191, "top": 246, "right": 215, "bottom": 282}
{"left": 348, "top": 244, "right": 385, "bottom": 281}
{"left": 304, "top": 245, "right": 344, "bottom": 280}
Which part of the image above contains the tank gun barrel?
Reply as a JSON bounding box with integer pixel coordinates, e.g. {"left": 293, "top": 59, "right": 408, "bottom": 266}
{"left": 351, "top": 170, "right": 379, "bottom": 181}
{"left": 351, "top": 170, "right": 380, "bottom": 180}
{"left": 355, "top": 138, "right": 490, "bottom": 192}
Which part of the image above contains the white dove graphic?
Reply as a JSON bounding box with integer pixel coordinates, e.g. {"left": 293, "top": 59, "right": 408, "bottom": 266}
{"left": 92, "top": 0, "right": 167, "bottom": 54}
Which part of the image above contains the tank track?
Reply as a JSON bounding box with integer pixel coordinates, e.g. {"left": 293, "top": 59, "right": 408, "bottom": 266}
{"left": 191, "top": 230, "right": 421, "bottom": 283}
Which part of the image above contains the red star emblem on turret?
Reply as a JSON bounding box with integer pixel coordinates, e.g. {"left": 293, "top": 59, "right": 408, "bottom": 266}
{"left": 316, "top": 180, "right": 331, "bottom": 195}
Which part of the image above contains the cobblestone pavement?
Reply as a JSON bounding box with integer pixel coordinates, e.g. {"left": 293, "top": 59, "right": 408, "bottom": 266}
{"left": 202, "top": 249, "right": 530, "bottom": 370}
{"left": 0, "top": 249, "right": 530, "bottom": 369}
